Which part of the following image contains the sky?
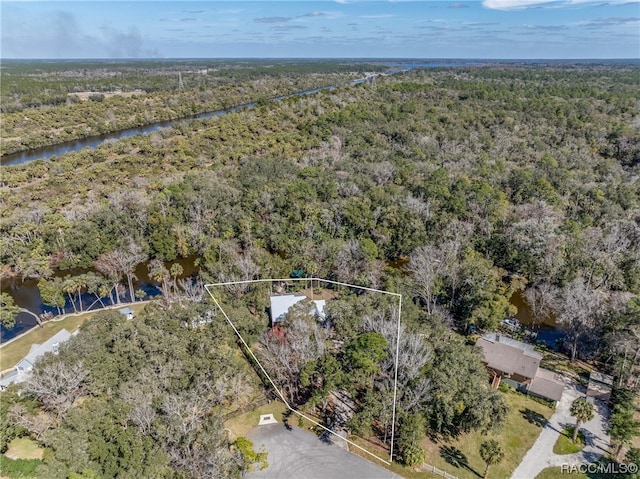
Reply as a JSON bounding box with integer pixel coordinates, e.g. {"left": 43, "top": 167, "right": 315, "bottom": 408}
{"left": 1, "top": 1, "right": 639, "bottom": 59}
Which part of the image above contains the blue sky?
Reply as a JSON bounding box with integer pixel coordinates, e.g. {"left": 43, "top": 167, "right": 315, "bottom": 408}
{"left": 2, "top": 1, "right": 639, "bottom": 59}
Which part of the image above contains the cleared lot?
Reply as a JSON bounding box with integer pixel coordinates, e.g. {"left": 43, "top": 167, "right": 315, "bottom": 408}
{"left": 246, "top": 423, "right": 401, "bottom": 479}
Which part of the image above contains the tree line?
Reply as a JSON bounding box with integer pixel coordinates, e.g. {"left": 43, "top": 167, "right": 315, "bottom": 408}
{"left": 1, "top": 63, "right": 638, "bottom": 474}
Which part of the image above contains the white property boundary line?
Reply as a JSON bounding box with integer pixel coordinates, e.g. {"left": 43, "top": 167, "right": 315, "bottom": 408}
{"left": 204, "top": 277, "right": 402, "bottom": 465}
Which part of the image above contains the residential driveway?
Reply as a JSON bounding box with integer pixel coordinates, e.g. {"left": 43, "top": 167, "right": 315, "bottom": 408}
{"left": 246, "top": 423, "right": 401, "bottom": 479}
{"left": 510, "top": 382, "right": 610, "bottom": 479}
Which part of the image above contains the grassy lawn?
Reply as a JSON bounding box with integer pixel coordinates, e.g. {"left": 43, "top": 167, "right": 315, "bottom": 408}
{"left": 4, "top": 438, "right": 43, "bottom": 460}
{"left": 536, "top": 466, "right": 589, "bottom": 479}
{"left": 553, "top": 427, "right": 585, "bottom": 455}
{"left": 224, "top": 401, "right": 289, "bottom": 440}
{"left": 0, "top": 303, "right": 147, "bottom": 371}
{"left": 421, "top": 391, "right": 554, "bottom": 479}
{"left": 536, "top": 462, "right": 623, "bottom": 479}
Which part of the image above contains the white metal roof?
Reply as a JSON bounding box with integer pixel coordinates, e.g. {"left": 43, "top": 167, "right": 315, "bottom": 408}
{"left": 270, "top": 295, "right": 327, "bottom": 323}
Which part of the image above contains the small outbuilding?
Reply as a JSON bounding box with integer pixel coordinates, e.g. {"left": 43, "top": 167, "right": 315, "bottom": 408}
{"left": 118, "top": 307, "right": 134, "bottom": 320}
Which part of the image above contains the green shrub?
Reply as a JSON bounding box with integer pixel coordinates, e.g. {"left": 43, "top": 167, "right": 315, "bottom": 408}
{"left": 402, "top": 443, "right": 426, "bottom": 467}
{"left": 0, "top": 455, "right": 41, "bottom": 478}
{"left": 498, "top": 382, "right": 512, "bottom": 393}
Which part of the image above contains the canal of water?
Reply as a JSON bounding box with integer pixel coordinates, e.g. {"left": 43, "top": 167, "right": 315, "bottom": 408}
{"left": 0, "top": 255, "right": 199, "bottom": 343}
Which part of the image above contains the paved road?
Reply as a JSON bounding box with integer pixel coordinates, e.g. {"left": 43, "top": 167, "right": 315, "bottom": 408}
{"left": 246, "top": 423, "right": 401, "bottom": 479}
{"left": 510, "top": 383, "right": 610, "bottom": 479}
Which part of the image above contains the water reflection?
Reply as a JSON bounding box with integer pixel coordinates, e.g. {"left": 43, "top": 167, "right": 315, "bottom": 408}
{"left": 0, "top": 255, "right": 199, "bottom": 343}
{"left": 510, "top": 290, "right": 565, "bottom": 349}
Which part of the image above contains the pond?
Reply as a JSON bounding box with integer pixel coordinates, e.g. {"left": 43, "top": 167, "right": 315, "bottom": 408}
{"left": 510, "top": 290, "right": 565, "bottom": 348}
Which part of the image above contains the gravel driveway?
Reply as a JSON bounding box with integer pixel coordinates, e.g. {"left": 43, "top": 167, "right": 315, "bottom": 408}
{"left": 510, "top": 382, "right": 610, "bottom": 479}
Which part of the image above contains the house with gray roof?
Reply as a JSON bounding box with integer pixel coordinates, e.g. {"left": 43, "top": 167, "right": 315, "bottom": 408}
{"left": 0, "top": 328, "right": 73, "bottom": 391}
{"left": 476, "top": 333, "right": 564, "bottom": 404}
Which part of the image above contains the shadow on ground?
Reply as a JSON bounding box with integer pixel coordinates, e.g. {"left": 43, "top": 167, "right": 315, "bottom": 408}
{"left": 439, "top": 445, "right": 483, "bottom": 478}
{"left": 520, "top": 408, "right": 548, "bottom": 428}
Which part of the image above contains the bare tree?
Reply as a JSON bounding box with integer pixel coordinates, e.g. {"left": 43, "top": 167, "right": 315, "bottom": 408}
{"left": 364, "top": 308, "right": 432, "bottom": 413}
{"left": 160, "top": 385, "right": 241, "bottom": 479}
{"left": 218, "top": 243, "right": 260, "bottom": 298}
{"left": 556, "top": 277, "right": 604, "bottom": 361}
{"left": 95, "top": 253, "right": 123, "bottom": 304}
{"left": 7, "top": 404, "right": 56, "bottom": 441}
{"left": 408, "top": 245, "right": 448, "bottom": 315}
{"left": 120, "top": 385, "right": 157, "bottom": 436}
{"left": 95, "top": 239, "right": 147, "bottom": 304}
{"left": 507, "top": 202, "right": 566, "bottom": 282}
{"left": 332, "top": 239, "right": 366, "bottom": 285}
{"left": 524, "top": 282, "right": 559, "bottom": 332}
{"left": 258, "top": 305, "right": 328, "bottom": 403}
{"left": 177, "top": 277, "right": 205, "bottom": 302}
{"left": 120, "top": 238, "right": 147, "bottom": 302}
{"left": 24, "top": 361, "right": 89, "bottom": 417}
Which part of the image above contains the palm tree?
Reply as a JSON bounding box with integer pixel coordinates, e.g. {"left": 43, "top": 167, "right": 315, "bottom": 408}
{"left": 95, "top": 252, "right": 123, "bottom": 305}
{"left": 148, "top": 259, "right": 171, "bottom": 299}
{"left": 570, "top": 397, "right": 594, "bottom": 442}
{"left": 170, "top": 262, "right": 184, "bottom": 297}
{"left": 62, "top": 276, "right": 79, "bottom": 313}
{"left": 479, "top": 439, "right": 504, "bottom": 479}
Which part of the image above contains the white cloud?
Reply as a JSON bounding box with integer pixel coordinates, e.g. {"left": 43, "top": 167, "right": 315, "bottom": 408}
{"left": 482, "top": 0, "right": 557, "bottom": 9}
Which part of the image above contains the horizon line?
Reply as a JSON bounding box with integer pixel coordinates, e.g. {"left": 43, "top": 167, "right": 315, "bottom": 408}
{"left": 2, "top": 57, "right": 639, "bottom": 62}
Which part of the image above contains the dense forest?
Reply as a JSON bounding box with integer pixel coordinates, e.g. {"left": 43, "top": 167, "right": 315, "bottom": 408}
{"left": 0, "top": 60, "right": 385, "bottom": 155}
{"left": 1, "top": 62, "right": 639, "bottom": 477}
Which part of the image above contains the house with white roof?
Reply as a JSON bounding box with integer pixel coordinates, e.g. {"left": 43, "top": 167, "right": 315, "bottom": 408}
{"left": 0, "top": 328, "right": 74, "bottom": 391}
{"left": 269, "top": 294, "right": 326, "bottom": 325}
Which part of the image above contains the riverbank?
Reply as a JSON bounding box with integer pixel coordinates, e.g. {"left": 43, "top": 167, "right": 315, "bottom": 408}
{"left": 0, "top": 301, "right": 149, "bottom": 372}
{"left": 1, "top": 73, "right": 377, "bottom": 167}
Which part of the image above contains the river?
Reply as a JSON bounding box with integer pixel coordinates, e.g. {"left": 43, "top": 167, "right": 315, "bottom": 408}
{"left": 0, "top": 256, "right": 199, "bottom": 343}
{"left": 2, "top": 76, "right": 374, "bottom": 166}
{"left": 1, "top": 260, "right": 565, "bottom": 346}
{"left": 1, "top": 59, "right": 498, "bottom": 342}
{"left": 0, "top": 60, "right": 485, "bottom": 167}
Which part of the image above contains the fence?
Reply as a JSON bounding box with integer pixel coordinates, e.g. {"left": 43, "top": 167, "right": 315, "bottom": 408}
{"left": 420, "top": 463, "right": 459, "bottom": 479}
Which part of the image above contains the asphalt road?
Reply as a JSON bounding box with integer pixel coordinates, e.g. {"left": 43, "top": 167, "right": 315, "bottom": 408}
{"left": 246, "top": 423, "right": 401, "bottom": 479}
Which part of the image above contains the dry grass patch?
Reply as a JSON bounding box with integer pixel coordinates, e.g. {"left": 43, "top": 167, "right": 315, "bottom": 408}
{"left": 4, "top": 438, "right": 43, "bottom": 460}
{"left": 224, "top": 401, "right": 288, "bottom": 439}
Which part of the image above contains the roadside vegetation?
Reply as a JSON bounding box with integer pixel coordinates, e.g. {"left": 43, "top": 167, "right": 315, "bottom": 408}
{"left": 1, "top": 61, "right": 639, "bottom": 478}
